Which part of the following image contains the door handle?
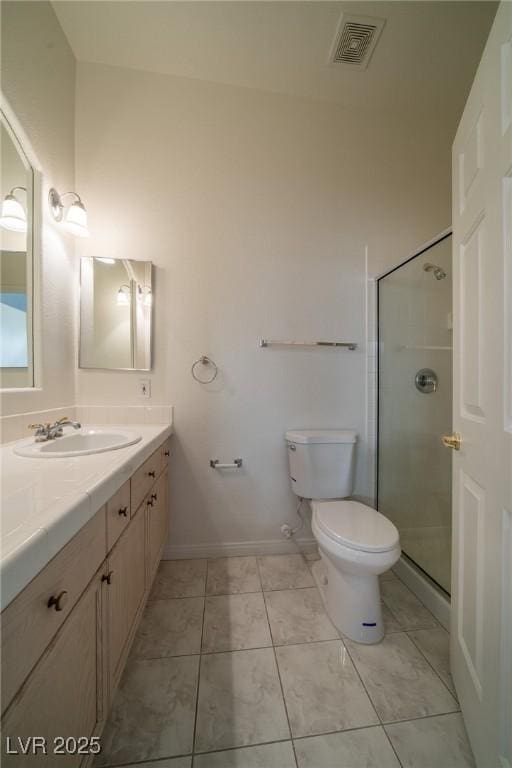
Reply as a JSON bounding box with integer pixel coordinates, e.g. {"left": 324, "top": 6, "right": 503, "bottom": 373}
{"left": 441, "top": 432, "right": 462, "bottom": 451}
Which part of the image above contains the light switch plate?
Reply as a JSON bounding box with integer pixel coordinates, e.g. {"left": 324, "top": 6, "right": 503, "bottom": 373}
{"left": 139, "top": 379, "right": 151, "bottom": 399}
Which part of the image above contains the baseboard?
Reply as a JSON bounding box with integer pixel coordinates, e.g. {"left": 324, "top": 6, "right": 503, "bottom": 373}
{"left": 163, "top": 537, "right": 318, "bottom": 560}
{"left": 394, "top": 555, "right": 451, "bottom": 630}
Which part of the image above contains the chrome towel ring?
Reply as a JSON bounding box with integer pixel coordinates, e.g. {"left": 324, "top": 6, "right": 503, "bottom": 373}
{"left": 191, "top": 355, "right": 218, "bottom": 384}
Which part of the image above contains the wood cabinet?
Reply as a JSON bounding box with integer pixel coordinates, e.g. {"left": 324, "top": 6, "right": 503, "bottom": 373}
{"left": 106, "top": 507, "right": 145, "bottom": 698}
{"left": 1, "top": 509, "right": 106, "bottom": 716}
{"left": 131, "top": 450, "right": 162, "bottom": 513}
{"left": 106, "top": 479, "right": 131, "bottom": 550}
{"left": 1, "top": 568, "right": 106, "bottom": 767}
{"left": 146, "top": 469, "right": 169, "bottom": 582}
{"left": 0, "top": 436, "right": 171, "bottom": 766}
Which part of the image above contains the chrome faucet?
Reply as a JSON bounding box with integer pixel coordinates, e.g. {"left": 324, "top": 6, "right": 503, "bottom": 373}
{"left": 28, "top": 417, "right": 81, "bottom": 442}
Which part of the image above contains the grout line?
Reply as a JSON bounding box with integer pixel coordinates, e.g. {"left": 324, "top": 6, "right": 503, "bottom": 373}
{"left": 381, "top": 709, "right": 463, "bottom": 727}
{"left": 327, "top": 632, "right": 405, "bottom": 766}
{"left": 382, "top": 726, "right": 405, "bottom": 767}
{"left": 150, "top": 584, "right": 322, "bottom": 603}
{"left": 101, "top": 710, "right": 467, "bottom": 768}
{"left": 385, "top": 575, "right": 442, "bottom": 623}
{"left": 406, "top": 630, "right": 459, "bottom": 704}
{"left": 256, "top": 557, "right": 298, "bottom": 768}
{"left": 193, "top": 737, "right": 294, "bottom": 759}
{"left": 100, "top": 751, "right": 193, "bottom": 768}
{"left": 147, "top": 593, "right": 208, "bottom": 602}
{"left": 102, "top": 752, "right": 192, "bottom": 768}
{"left": 339, "top": 637, "right": 382, "bottom": 725}
{"left": 190, "top": 562, "right": 209, "bottom": 766}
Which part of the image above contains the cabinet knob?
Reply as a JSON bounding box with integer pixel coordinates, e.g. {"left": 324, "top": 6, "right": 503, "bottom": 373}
{"left": 164, "top": 450, "right": 170, "bottom": 457}
{"left": 147, "top": 498, "right": 154, "bottom": 507}
{"left": 148, "top": 470, "right": 156, "bottom": 478}
{"left": 102, "top": 571, "right": 114, "bottom": 585}
{"left": 118, "top": 506, "right": 128, "bottom": 517}
{"left": 151, "top": 493, "right": 158, "bottom": 501}
{"left": 48, "top": 590, "right": 68, "bottom": 612}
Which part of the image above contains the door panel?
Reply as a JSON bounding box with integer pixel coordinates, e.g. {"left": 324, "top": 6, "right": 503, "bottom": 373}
{"left": 460, "top": 221, "right": 485, "bottom": 420}
{"left": 451, "top": 4, "right": 512, "bottom": 767}
{"left": 458, "top": 471, "right": 485, "bottom": 698}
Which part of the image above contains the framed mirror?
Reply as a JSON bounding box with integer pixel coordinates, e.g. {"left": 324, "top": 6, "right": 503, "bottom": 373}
{"left": 79, "top": 257, "right": 153, "bottom": 370}
{"left": 0, "top": 111, "right": 35, "bottom": 388}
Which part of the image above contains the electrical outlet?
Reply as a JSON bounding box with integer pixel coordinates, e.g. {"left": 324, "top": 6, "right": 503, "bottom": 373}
{"left": 139, "top": 379, "right": 151, "bottom": 399}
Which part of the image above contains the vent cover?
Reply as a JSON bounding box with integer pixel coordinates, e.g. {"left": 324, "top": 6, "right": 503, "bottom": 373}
{"left": 330, "top": 14, "right": 385, "bottom": 69}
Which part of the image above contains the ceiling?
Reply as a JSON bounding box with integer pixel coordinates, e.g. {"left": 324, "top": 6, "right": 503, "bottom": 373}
{"left": 52, "top": 1, "right": 497, "bottom": 115}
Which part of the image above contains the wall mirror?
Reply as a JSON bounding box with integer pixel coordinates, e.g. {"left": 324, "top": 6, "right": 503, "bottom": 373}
{"left": 0, "top": 112, "right": 35, "bottom": 388}
{"left": 79, "top": 257, "right": 153, "bottom": 370}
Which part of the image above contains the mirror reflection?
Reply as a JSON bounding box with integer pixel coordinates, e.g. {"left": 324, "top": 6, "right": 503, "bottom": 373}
{"left": 79, "top": 257, "right": 153, "bottom": 370}
{"left": 0, "top": 115, "right": 34, "bottom": 388}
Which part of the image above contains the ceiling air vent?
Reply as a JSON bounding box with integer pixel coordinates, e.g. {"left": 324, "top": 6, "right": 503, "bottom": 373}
{"left": 330, "top": 14, "right": 385, "bottom": 69}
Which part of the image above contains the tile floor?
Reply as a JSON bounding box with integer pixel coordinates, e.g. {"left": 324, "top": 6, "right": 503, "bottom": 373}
{"left": 96, "top": 553, "right": 475, "bottom": 768}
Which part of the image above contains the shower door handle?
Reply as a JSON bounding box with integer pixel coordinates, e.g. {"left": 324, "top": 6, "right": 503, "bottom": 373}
{"left": 441, "top": 432, "right": 462, "bottom": 451}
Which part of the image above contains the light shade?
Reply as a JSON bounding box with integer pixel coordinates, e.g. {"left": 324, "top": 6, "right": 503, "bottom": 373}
{"left": 137, "top": 284, "right": 152, "bottom": 306}
{"left": 0, "top": 194, "right": 27, "bottom": 233}
{"left": 117, "top": 287, "right": 130, "bottom": 306}
{"left": 63, "top": 200, "right": 89, "bottom": 238}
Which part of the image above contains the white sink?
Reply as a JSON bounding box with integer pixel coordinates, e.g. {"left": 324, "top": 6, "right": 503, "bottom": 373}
{"left": 14, "top": 428, "right": 142, "bottom": 458}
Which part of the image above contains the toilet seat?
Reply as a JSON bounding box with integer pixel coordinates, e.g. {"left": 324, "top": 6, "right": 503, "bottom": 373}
{"left": 312, "top": 500, "right": 399, "bottom": 554}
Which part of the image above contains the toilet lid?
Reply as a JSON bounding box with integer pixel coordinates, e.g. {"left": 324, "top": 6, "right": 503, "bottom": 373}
{"left": 314, "top": 500, "right": 399, "bottom": 553}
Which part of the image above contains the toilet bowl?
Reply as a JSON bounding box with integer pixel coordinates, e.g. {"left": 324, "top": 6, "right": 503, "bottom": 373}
{"left": 311, "top": 499, "right": 400, "bottom": 643}
{"left": 285, "top": 429, "right": 401, "bottom": 644}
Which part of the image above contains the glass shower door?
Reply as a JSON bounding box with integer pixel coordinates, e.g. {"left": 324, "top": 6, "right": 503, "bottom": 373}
{"left": 378, "top": 235, "right": 452, "bottom": 594}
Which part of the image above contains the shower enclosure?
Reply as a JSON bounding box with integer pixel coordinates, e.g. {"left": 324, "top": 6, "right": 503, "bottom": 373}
{"left": 377, "top": 234, "right": 452, "bottom": 595}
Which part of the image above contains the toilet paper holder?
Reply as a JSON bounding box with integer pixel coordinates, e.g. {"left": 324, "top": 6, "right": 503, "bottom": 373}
{"left": 210, "top": 458, "right": 243, "bottom": 469}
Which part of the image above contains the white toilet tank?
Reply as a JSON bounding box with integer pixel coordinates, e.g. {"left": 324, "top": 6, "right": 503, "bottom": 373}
{"left": 285, "top": 429, "right": 357, "bottom": 499}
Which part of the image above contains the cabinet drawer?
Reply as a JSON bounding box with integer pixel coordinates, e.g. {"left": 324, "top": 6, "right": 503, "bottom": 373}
{"left": 1, "top": 508, "right": 106, "bottom": 715}
{"left": 131, "top": 449, "right": 160, "bottom": 512}
{"left": 106, "top": 480, "right": 131, "bottom": 550}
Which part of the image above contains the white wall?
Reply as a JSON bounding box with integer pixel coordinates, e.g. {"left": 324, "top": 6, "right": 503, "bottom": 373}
{"left": 1, "top": 1, "right": 76, "bottom": 419}
{"left": 75, "top": 62, "right": 452, "bottom": 553}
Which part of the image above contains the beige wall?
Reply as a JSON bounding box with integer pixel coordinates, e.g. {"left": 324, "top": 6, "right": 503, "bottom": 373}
{"left": 1, "top": 1, "right": 76, "bottom": 417}
{"left": 75, "top": 61, "right": 452, "bottom": 552}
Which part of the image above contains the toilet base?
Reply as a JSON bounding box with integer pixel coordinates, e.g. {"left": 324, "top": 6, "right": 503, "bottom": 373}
{"left": 312, "top": 556, "right": 384, "bottom": 644}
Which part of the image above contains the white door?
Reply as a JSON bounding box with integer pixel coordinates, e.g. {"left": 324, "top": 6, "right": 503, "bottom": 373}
{"left": 451, "top": 3, "right": 512, "bottom": 767}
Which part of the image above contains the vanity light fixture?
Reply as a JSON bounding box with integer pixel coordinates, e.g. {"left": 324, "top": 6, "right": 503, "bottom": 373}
{"left": 137, "top": 285, "right": 152, "bottom": 307}
{"left": 96, "top": 257, "right": 116, "bottom": 264}
{"left": 0, "top": 186, "right": 27, "bottom": 233}
{"left": 117, "top": 284, "right": 131, "bottom": 306}
{"left": 48, "top": 187, "right": 89, "bottom": 238}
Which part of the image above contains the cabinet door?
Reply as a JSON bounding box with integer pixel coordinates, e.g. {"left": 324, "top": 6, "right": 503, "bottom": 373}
{"left": 1, "top": 569, "right": 106, "bottom": 767}
{"left": 146, "top": 469, "right": 169, "bottom": 582}
{"left": 1, "top": 508, "right": 106, "bottom": 716}
{"left": 106, "top": 509, "right": 145, "bottom": 698}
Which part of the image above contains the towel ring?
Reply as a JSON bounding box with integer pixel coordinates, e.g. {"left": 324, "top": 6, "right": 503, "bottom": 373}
{"left": 191, "top": 355, "right": 218, "bottom": 384}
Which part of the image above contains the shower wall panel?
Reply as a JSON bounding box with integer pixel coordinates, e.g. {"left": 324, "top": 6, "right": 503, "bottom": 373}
{"left": 378, "top": 235, "right": 452, "bottom": 593}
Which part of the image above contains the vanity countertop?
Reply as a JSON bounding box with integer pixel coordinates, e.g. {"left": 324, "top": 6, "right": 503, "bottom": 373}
{"left": 0, "top": 422, "right": 173, "bottom": 611}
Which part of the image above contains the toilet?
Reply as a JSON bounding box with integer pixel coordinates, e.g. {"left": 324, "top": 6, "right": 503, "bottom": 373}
{"left": 285, "top": 429, "right": 401, "bottom": 644}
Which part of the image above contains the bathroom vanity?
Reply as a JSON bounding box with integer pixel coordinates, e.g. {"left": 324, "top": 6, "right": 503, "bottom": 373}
{"left": 0, "top": 428, "right": 172, "bottom": 766}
